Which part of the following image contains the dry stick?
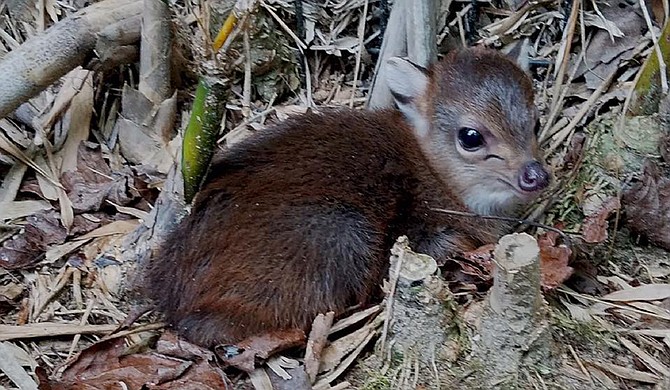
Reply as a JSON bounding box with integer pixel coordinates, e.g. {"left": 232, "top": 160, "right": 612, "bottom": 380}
{"left": 0, "top": 323, "right": 120, "bottom": 341}
{"left": 547, "top": 0, "right": 581, "bottom": 126}
{"left": 302, "top": 48, "right": 314, "bottom": 107}
{"left": 640, "top": 0, "right": 668, "bottom": 94}
{"left": 66, "top": 298, "right": 95, "bottom": 361}
{"left": 379, "top": 245, "right": 404, "bottom": 354}
{"left": 260, "top": 1, "right": 307, "bottom": 51}
{"left": 568, "top": 344, "right": 593, "bottom": 383}
{"left": 448, "top": 4, "right": 472, "bottom": 45}
{"left": 33, "top": 267, "right": 76, "bottom": 320}
{"left": 139, "top": 0, "right": 172, "bottom": 104}
{"left": 98, "top": 322, "right": 166, "bottom": 342}
{"left": 456, "top": 7, "right": 467, "bottom": 47}
{"left": 349, "top": 0, "right": 369, "bottom": 108}
{"left": 242, "top": 28, "right": 252, "bottom": 118}
{"left": 304, "top": 312, "right": 335, "bottom": 384}
{"left": 539, "top": 45, "right": 587, "bottom": 143}
{"left": 545, "top": 64, "right": 619, "bottom": 156}
{"left": 72, "top": 268, "right": 83, "bottom": 308}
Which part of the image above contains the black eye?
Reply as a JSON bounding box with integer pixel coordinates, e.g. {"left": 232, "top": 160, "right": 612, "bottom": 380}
{"left": 458, "top": 127, "right": 485, "bottom": 151}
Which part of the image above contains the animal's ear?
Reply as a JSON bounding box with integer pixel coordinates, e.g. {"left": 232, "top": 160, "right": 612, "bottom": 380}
{"left": 503, "top": 38, "right": 530, "bottom": 72}
{"left": 385, "top": 57, "right": 430, "bottom": 138}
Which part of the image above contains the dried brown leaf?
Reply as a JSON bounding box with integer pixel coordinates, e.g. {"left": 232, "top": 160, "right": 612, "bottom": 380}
{"left": 0, "top": 161, "right": 28, "bottom": 203}
{"left": 61, "top": 144, "right": 136, "bottom": 213}
{"left": 587, "top": 360, "right": 660, "bottom": 384}
{"left": 0, "top": 211, "right": 67, "bottom": 270}
{"left": 39, "top": 337, "right": 229, "bottom": 389}
{"left": 44, "top": 219, "right": 139, "bottom": 263}
{"left": 40, "top": 68, "right": 91, "bottom": 130}
{"left": 582, "top": 196, "right": 620, "bottom": 243}
{"left": 575, "top": 3, "right": 643, "bottom": 90}
{"left": 0, "top": 341, "right": 38, "bottom": 390}
{"left": 443, "top": 244, "right": 495, "bottom": 290}
{"left": 538, "top": 230, "right": 573, "bottom": 289}
{"left": 219, "top": 329, "right": 306, "bottom": 372}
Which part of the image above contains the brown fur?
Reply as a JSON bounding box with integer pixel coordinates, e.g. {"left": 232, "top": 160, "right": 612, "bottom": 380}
{"left": 144, "top": 48, "right": 546, "bottom": 347}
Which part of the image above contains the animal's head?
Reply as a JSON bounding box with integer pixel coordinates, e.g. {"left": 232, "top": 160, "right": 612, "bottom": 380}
{"left": 386, "top": 47, "right": 550, "bottom": 215}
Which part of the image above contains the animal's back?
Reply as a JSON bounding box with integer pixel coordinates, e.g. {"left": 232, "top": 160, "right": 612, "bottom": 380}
{"left": 146, "top": 109, "right": 432, "bottom": 346}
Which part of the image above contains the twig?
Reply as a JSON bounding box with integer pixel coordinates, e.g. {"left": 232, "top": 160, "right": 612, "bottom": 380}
{"left": 451, "top": 3, "right": 472, "bottom": 47}
{"left": 539, "top": 40, "right": 587, "bottom": 143}
{"left": 549, "top": 0, "right": 581, "bottom": 117}
{"left": 302, "top": 49, "right": 314, "bottom": 107}
{"left": 380, "top": 242, "right": 404, "bottom": 354}
{"left": 242, "top": 29, "right": 252, "bottom": 118}
{"left": 33, "top": 266, "right": 75, "bottom": 320}
{"left": 568, "top": 344, "right": 593, "bottom": 383}
{"left": 66, "top": 298, "right": 95, "bottom": 360}
{"left": 349, "top": 0, "right": 369, "bottom": 108}
{"left": 98, "top": 322, "right": 166, "bottom": 342}
{"left": 639, "top": 0, "right": 668, "bottom": 93}
{"left": 545, "top": 63, "right": 619, "bottom": 156}
{"left": 260, "top": 1, "right": 307, "bottom": 51}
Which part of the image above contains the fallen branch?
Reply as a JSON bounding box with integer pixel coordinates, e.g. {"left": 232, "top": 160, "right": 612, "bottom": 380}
{"left": 0, "top": 0, "right": 142, "bottom": 119}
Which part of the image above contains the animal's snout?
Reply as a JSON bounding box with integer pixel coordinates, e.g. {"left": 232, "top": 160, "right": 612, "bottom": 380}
{"left": 518, "top": 160, "right": 550, "bottom": 193}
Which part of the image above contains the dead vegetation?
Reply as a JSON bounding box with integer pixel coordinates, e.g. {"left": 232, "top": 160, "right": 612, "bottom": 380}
{"left": 1, "top": 0, "right": 670, "bottom": 389}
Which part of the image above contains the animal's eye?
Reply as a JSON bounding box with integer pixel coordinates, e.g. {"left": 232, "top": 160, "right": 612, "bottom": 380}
{"left": 457, "top": 127, "right": 485, "bottom": 151}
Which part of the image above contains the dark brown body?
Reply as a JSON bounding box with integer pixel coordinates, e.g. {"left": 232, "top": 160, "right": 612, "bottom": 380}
{"left": 145, "top": 48, "right": 548, "bottom": 347}
{"left": 147, "top": 109, "right": 501, "bottom": 346}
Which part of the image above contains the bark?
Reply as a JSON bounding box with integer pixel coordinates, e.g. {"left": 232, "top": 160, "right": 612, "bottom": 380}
{"left": 471, "top": 233, "right": 556, "bottom": 387}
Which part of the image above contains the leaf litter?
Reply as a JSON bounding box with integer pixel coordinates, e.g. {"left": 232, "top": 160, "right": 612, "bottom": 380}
{"left": 1, "top": 0, "right": 670, "bottom": 388}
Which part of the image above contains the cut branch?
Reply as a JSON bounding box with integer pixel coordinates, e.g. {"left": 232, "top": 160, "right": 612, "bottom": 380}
{"left": 0, "top": 0, "right": 142, "bottom": 119}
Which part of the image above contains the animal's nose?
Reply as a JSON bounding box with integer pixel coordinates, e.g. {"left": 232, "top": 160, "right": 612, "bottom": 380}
{"left": 518, "top": 160, "right": 550, "bottom": 192}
